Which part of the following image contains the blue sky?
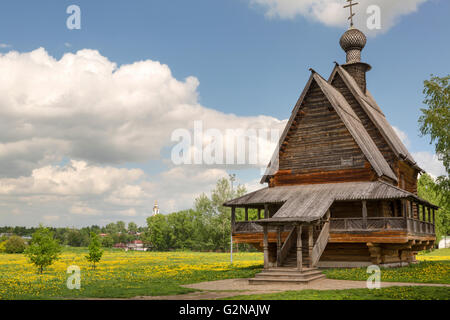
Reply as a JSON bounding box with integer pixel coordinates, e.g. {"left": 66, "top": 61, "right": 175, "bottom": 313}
{"left": 0, "top": 0, "right": 448, "bottom": 227}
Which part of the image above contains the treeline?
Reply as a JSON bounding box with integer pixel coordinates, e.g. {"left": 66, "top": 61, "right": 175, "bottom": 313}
{"left": 143, "top": 177, "right": 257, "bottom": 252}
{"left": 0, "top": 221, "right": 146, "bottom": 248}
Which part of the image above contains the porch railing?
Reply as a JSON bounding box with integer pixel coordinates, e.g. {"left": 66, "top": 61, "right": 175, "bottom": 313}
{"left": 234, "top": 217, "right": 435, "bottom": 235}
{"left": 330, "top": 217, "right": 435, "bottom": 235}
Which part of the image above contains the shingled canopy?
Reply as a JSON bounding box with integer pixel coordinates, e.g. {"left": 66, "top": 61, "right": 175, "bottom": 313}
{"left": 224, "top": 181, "right": 437, "bottom": 223}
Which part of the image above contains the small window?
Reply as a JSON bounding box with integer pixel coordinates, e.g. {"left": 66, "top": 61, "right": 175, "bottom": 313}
{"left": 341, "top": 157, "right": 353, "bottom": 166}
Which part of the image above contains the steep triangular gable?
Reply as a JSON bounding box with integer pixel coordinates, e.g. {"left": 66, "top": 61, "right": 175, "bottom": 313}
{"left": 261, "top": 71, "right": 397, "bottom": 183}
{"left": 314, "top": 74, "right": 397, "bottom": 181}
{"left": 328, "top": 65, "right": 419, "bottom": 169}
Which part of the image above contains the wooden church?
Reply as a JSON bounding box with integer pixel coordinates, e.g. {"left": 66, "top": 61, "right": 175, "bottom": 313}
{"left": 224, "top": 21, "right": 437, "bottom": 283}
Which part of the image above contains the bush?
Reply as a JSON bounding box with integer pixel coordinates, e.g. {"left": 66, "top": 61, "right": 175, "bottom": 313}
{"left": 5, "top": 236, "right": 27, "bottom": 253}
{"left": 0, "top": 241, "right": 7, "bottom": 253}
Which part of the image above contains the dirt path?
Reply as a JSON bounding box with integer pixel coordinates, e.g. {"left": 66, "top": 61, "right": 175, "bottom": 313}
{"left": 129, "top": 278, "right": 450, "bottom": 300}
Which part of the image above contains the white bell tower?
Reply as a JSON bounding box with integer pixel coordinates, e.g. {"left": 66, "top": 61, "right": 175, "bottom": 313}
{"left": 152, "top": 200, "right": 160, "bottom": 216}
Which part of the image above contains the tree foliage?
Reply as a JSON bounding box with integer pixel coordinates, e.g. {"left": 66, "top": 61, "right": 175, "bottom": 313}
{"left": 418, "top": 174, "right": 450, "bottom": 241}
{"left": 86, "top": 232, "right": 103, "bottom": 269}
{"left": 24, "top": 226, "right": 61, "bottom": 274}
{"left": 143, "top": 176, "right": 249, "bottom": 252}
{"left": 419, "top": 74, "right": 450, "bottom": 174}
{"left": 4, "top": 236, "right": 27, "bottom": 254}
{"left": 418, "top": 74, "right": 450, "bottom": 240}
{"left": 419, "top": 75, "right": 450, "bottom": 173}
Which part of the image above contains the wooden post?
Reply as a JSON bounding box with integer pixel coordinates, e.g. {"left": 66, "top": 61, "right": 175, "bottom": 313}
{"left": 409, "top": 201, "right": 413, "bottom": 218}
{"left": 276, "top": 227, "right": 282, "bottom": 267}
{"left": 413, "top": 202, "right": 417, "bottom": 233}
{"left": 427, "top": 207, "right": 431, "bottom": 233}
{"left": 432, "top": 209, "right": 436, "bottom": 234}
{"left": 245, "top": 207, "right": 248, "bottom": 221}
{"left": 258, "top": 208, "right": 261, "bottom": 220}
{"left": 421, "top": 205, "right": 425, "bottom": 233}
{"left": 231, "top": 207, "right": 236, "bottom": 233}
{"left": 362, "top": 200, "right": 368, "bottom": 229}
{"left": 308, "top": 225, "right": 314, "bottom": 268}
{"left": 404, "top": 200, "right": 409, "bottom": 231}
{"left": 296, "top": 225, "right": 303, "bottom": 271}
{"left": 263, "top": 225, "right": 269, "bottom": 269}
{"left": 264, "top": 204, "right": 269, "bottom": 219}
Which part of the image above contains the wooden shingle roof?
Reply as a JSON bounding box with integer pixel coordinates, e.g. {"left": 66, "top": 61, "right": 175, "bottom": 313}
{"left": 224, "top": 181, "right": 437, "bottom": 222}
{"left": 329, "top": 65, "right": 419, "bottom": 169}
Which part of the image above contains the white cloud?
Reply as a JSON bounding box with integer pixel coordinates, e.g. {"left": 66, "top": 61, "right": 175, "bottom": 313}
{"left": 249, "top": 0, "right": 428, "bottom": 34}
{"left": 392, "top": 126, "right": 411, "bottom": 148}
{"left": 412, "top": 151, "right": 446, "bottom": 178}
{"left": 0, "top": 160, "right": 144, "bottom": 196}
{"left": 0, "top": 48, "right": 282, "bottom": 178}
{"left": 70, "top": 205, "right": 101, "bottom": 216}
{"left": 0, "top": 47, "right": 285, "bottom": 226}
{"left": 0, "top": 44, "right": 12, "bottom": 48}
{"left": 43, "top": 215, "right": 60, "bottom": 222}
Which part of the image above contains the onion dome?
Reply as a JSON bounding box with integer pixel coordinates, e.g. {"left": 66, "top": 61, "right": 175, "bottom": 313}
{"left": 339, "top": 28, "right": 367, "bottom": 63}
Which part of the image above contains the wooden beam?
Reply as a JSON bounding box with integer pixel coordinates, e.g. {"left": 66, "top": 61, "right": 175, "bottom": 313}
{"left": 297, "top": 225, "right": 303, "bottom": 271}
{"left": 404, "top": 200, "right": 409, "bottom": 232}
{"left": 264, "top": 204, "right": 269, "bottom": 219}
{"left": 362, "top": 200, "right": 367, "bottom": 229}
{"left": 245, "top": 207, "right": 249, "bottom": 221}
{"left": 276, "top": 227, "right": 282, "bottom": 267}
{"left": 409, "top": 200, "right": 413, "bottom": 218}
{"left": 258, "top": 208, "right": 261, "bottom": 220}
{"left": 231, "top": 207, "right": 236, "bottom": 233}
{"left": 308, "top": 225, "right": 314, "bottom": 268}
{"left": 263, "top": 225, "right": 269, "bottom": 269}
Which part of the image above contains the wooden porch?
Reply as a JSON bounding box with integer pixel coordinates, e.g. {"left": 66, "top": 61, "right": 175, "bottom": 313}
{"left": 230, "top": 197, "right": 437, "bottom": 272}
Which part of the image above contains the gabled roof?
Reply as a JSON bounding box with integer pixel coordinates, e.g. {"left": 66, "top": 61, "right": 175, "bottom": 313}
{"left": 224, "top": 181, "right": 438, "bottom": 222}
{"left": 329, "top": 64, "right": 420, "bottom": 169}
{"left": 261, "top": 71, "right": 397, "bottom": 183}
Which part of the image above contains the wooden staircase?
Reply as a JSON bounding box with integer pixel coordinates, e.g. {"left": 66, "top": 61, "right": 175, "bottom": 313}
{"left": 281, "top": 245, "right": 310, "bottom": 268}
{"left": 249, "top": 218, "right": 330, "bottom": 285}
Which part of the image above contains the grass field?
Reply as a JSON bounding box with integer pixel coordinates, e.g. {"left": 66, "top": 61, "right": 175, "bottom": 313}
{"left": 0, "top": 248, "right": 262, "bottom": 300}
{"left": 0, "top": 248, "right": 449, "bottom": 300}
{"left": 323, "top": 249, "right": 450, "bottom": 284}
{"left": 226, "top": 286, "right": 450, "bottom": 300}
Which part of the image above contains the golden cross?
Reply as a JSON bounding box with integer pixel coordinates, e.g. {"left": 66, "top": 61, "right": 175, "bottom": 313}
{"left": 343, "top": 0, "right": 359, "bottom": 28}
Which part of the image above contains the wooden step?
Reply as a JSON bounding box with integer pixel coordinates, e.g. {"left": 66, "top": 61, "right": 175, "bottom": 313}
{"left": 256, "top": 270, "right": 323, "bottom": 279}
{"left": 249, "top": 274, "right": 326, "bottom": 285}
{"left": 263, "top": 267, "right": 317, "bottom": 272}
{"left": 250, "top": 267, "right": 326, "bottom": 285}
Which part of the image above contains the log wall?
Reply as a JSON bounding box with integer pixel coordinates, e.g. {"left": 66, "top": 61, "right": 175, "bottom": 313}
{"left": 278, "top": 80, "right": 367, "bottom": 175}
{"left": 331, "top": 73, "right": 397, "bottom": 170}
